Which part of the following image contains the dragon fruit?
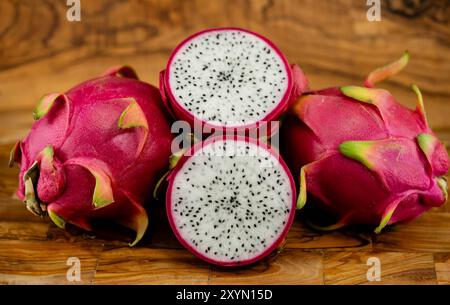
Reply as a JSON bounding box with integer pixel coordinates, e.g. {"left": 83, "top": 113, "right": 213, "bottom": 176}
{"left": 159, "top": 28, "right": 307, "bottom": 135}
{"left": 9, "top": 66, "right": 174, "bottom": 245}
{"left": 165, "top": 136, "right": 296, "bottom": 266}
{"left": 281, "top": 52, "right": 449, "bottom": 232}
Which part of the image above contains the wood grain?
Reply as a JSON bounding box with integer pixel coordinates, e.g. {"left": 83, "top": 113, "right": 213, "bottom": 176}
{"left": 434, "top": 253, "right": 450, "bottom": 285}
{"left": 210, "top": 250, "right": 324, "bottom": 285}
{"left": 0, "top": 0, "right": 449, "bottom": 284}
{"left": 285, "top": 216, "right": 373, "bottom": 251}
{"left": 95, "top": 247, "right": 210, "bottom": 285}
{"left": 373, "top": 213, "right": 450, "bottom": 253}
{"left": 0, "top": 240, "right": 102, "bottom": 284}
{"left": 323, "top": 251, "right": 437, "bottom": 285}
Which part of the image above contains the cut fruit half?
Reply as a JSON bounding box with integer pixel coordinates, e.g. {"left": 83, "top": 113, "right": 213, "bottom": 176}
{"left": 161, "top": 28, "right": 295, "bottom": 133}
{"left": 166, "top": 136, "right": 296, "bottom": 266}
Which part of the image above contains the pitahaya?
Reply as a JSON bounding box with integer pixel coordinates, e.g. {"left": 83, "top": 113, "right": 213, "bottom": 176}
{"left": 9, "top": 66, "right": 174, "bottom": 245}
{"left": 165, "top": 136, "right": 296, "bottom": 266}
{"left": 281, "top": 52, "right": 449, "bottom": 232}
{"left": 159, "top": 28, "right": 307, "bottom": 135}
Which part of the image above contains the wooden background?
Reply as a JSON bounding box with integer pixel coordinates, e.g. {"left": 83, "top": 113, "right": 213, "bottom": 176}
{"left": 0, "top": 0, "right": 449, "bottom": 284}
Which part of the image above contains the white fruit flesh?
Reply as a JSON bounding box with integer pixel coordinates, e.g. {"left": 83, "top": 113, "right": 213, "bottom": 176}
{"left": 168, "top": 29, "right": 290, "bottom": 127}
{"left": 170, "top": 139, "right": 293, "bottom": 264}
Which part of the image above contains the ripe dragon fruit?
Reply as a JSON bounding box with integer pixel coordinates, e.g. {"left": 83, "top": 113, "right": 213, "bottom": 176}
{"left": 281, "top": 52, "right": 449, "bottom": 232}
{"left": 159, "top": 28, "right": 308, "bottom": 135}
{"left": 9, "top": 66, "right": 174, "bottom": 245}
{"left": 165, "top": 136, "right": 296, "bottom": 266}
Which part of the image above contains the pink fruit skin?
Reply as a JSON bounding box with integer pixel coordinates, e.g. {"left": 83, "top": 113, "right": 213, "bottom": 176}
{"left": 159, "top": 27, "right": 308, "bottom": 135}
{"left": 281, "top": 62, "right": 449, "bottom": 230}
{"left": 165, "top": 136, "right": 297, "bottom": 266}
{"left": 12, "top": 67, "right": 174, "bottom": 245}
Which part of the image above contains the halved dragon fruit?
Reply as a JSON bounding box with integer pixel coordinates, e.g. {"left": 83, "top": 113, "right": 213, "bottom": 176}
{"left": 281, "top": 52, "right": 449, "bottom": 232}
{"left": 166, "top": 136, "right": 296, "bottom": 266}
{"left": 160, "top": 28, "right": 308, "bottom": 135}
{"left": 9, "top": 66, "right": 174, "bottom": 245}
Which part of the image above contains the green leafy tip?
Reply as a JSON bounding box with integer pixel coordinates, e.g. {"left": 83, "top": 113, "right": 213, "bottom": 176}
{"left": 417, "top": 133, "right": 438, "bottom": 159}
{"left": 412, "top": 84, "right": 428, "bottom": 126}
{"left": 91, "top": 169, "right": 114, "bottom": 208}
{"left": 339, "top": 140, "right": 375, "bottom": 170}
{"left": 118, "top": 99, "right": 149, "bottom": 157}
{"left": 153, "top": 149, "right": 188, "bottom": 200}
{"left": 374, "top": 210, "right": 394, "bottom": 234}
{"left": 24, "top": 177, "right": 39, "bottom": 216}
{"left": 39, "top": 145, "right": 54, "bottom": 163}
{"left": 340, "top": 86, "right": 385, "bottom": 104}
{"left": 169, "top": 149, "right": 186, "bottom": 169}
{"left": 8, "top": 141, "right": 21, "bottom": 168}
{"left": 128, "top": 210, "right": 149, "bottom": 247}
{"left": 374, "top": 210, "right": 394, "bottom": 233}
{"left": 374, "top": 200, "right": 402, "bottom": 234}
{"left": 118, "top": 99, "right": 148, "bottom": 130}
{"left": 33, "top": 93, "right": 62, "bottom": 120}
{"left": 437, "top": 177, "right": 448, "bottom": 202}
{"left": 68, "top": 159, "right": 114, "bottom": 208}
{"left": 153, "top": 171, "right": 170, "bottom": 200}
{"left": 296, "top": 166, "right": 307, "bottom": 210}
{"left": 48, "top": 209, "right": 66, "bottom": 229}
{"left": 102, "top": 66, "right": 139, "bottom": 79}
{"left": 23, "top": 161, "right": 44, "bottom": 216}
{"left": 365, "top": 51, "right": 410, "bottom": 88}
{"left": 38, "top": 146, "right": 60, "bottom": 180}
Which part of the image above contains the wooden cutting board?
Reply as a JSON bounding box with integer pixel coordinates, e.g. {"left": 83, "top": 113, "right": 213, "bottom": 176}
{"left": 0, "top": 0, "right": 449, "bottom": 284}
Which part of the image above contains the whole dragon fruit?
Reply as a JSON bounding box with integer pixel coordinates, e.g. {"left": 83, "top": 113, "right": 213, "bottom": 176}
{"left": 281, "top": 52, "right": 449, "bottom": 232}
{"left": 159, "top": 28, "right": 307, "bottom": 135}
{"left": 9, "top": 66, "right": 174, "bottom": 245}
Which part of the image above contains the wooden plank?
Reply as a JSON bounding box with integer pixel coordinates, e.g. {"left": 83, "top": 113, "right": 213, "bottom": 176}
{"left": 0, "top": 220, "right": 50, "bottom": 241}
{"left": 323, "top": 251, "right": 436, "bottom": 285}
{"left": 285, "top": 217, "right": 372, "bottom": 250}
{"left": 373, "top": 213, "right": 450, "bottom": 252}
{"left": 0, "top": 196, "right": 139, "bottom": 246}
{"left": 434, "top": 253, "right": 450, "bottom": 285}
{"left": 0, "top": 240, "right": 102, "bottom": 284}
{"left": 0, "top": 197, "right": 42, "bottom": 222}
{"left": 0, "top": 196, "right": 52, "bottom": 241}
{"left": 209, "top": 250, "right": 323, "bottom": 285}
{"left": 94, "top": 247, "right": 210, "bottom": 284}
